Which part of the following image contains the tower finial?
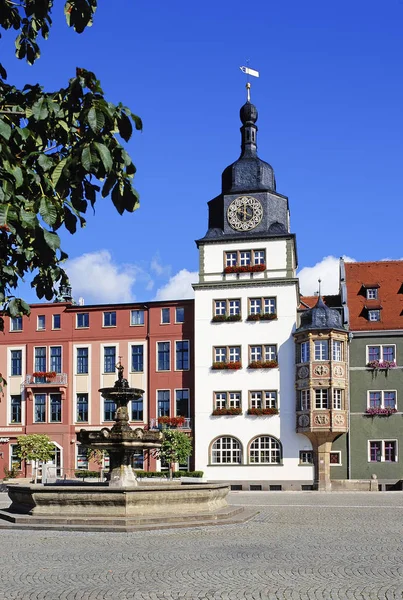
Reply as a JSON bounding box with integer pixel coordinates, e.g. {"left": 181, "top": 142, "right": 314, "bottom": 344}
{"left": 318, "top": 278, "right": 322, "bottom": 297}
{"left": 239, "top": 65, "right": 260, "bottom": 103}
{"left": 246, "top": 82, "right": 251, "bottom": 102}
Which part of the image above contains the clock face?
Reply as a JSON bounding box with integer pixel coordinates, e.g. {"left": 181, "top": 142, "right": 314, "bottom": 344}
{"left": 227, "top": 196, "right": 263, "bottom": 231}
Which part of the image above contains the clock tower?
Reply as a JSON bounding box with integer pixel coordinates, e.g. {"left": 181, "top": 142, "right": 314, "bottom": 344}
{"left": 193, "top": 89, "right": 313, "bottom": 490}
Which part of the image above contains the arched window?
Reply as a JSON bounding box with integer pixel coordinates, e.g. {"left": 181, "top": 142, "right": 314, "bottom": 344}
{"left": 249, "top": 436, "right": 281, "bottom": 464}
{"left": 211, "top": 437, "right": 242, "bottom": 464}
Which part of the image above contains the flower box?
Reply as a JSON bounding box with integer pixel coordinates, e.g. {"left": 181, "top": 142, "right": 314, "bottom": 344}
{"left": 33, "top": 371, "right": 57, "bottom": 378}
{"left": 367, "top": 360, "right": 396, "bottom": 370}
{"left": 212, "top": 314, "right": 242, "bottom": 323}
{"left": 224, "top": 264, "right": 266, "bottom": 274}
{"left": 247, "top": 407, "right": 279, "bottom": 416}
{"left": 365, "top": 407, "right": 397, "bottom": 417}
{"left": 212, "top": 361, "right": 242, "bottom": 370}
{"left": 248, "top": 360, "right": 278, "bottom": 369}
{"left": 247, "top": 313, "right": 277, "bottom": 322}
{"left": 158, "top": 416, "right": 185, "bottom": 427}
{"left": 212, "top": 407, "right": 242, "bottom": 416}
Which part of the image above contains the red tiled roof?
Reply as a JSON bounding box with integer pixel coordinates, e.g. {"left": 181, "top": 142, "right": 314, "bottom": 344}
{"left": 345, "top": 261, "right": 403, "bottom": 330}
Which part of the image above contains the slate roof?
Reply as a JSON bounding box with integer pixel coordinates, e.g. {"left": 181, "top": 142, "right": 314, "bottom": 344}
{"left": 296, "top": 295, "right": 345, "bottom": 333}
{"left": 345, "top": 261, "right": 403, "bottom": 331}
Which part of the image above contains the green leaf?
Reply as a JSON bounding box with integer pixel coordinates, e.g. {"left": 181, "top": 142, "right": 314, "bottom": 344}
{"left": 81, "top": 146, "right": 92, "bottom": 171}
{"left": 117, "top": 113, "right": 132, "bottom": 142}
{"left": 32, "top": 97, "right": 49, "bottom": 121}
{"left": 0, "top": 203, "right": 10, "bottom": 226}
{"left": 88, "top": 106, "right": 105, "bottom": 133}
{"left": 63, "top": 207, "right": 77, "bottom": 234}
{"left": 131, "top": 112, "right": 143, "bottom": 131}
{"left": 39, "top": 197, "right": 58, "bottom": 226}
{"left": 20, "top": 207, "right": 37, "bottom": 228}
{"left": 51, "top": 158, "right": 67, "bottom": 187}
{"left": 43, "top": 229, "right": 60, "bottom": 251}
{"left": 11, "top": 166, "right": 23, "bottom": 188}
{"left": 0, "top": 63, "right": 7, "bottom": 80}
{"left": 0, "top": 119, "right": 11, "bottom": 141}
{"left": 94, "top": 142, "right": 112, "bottom": 172}
{"left": 38, "top": 154, "right": 53, "bottom": 172}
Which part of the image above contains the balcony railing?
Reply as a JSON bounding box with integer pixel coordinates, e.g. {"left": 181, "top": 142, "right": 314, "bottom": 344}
{"left": 24, "top": 373, "right": 68, "bottom": 386}
{"left": 149, "top": 417, "right": 192, "bottom": 430}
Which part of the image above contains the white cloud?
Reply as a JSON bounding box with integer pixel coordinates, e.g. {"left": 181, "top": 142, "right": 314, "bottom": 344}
{"left": 298, "top": 255, "right": 356, "bottom": 296}
{"left": 150, "top": 255, "right": 171, "bottom": 278}
{"left": 154, "top": 269, "right": 198, "bottom": 301}
{"left": 65, "top": 250, "right": 138, "bottom": 304}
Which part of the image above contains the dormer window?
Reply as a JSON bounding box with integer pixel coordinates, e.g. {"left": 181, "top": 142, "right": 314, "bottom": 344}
{"left": 368, "top": 310, "right": 381, "bottom": 322}
{"left": 366, "top": 288, "right": 378, "bottom": 300}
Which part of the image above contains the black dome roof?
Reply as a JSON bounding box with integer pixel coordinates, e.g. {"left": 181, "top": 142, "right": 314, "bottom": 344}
{"left": 297, "top": 296, "right": 346, "bottom": 333}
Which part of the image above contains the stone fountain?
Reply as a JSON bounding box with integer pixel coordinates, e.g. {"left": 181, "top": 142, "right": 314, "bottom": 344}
{"left": 0, "top": 364, "right": 253, "bottom": 531}
{"left": 77, "top": 363, "right": 163, "bottom": 487}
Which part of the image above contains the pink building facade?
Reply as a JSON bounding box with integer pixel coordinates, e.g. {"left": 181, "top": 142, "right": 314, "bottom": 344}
{"left": 0, "top": 298, "right": 194, "bottom": 478}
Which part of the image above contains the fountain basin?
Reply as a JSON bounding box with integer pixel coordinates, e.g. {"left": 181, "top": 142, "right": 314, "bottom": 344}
{"left": 5, "top": 482, "right": 230, "bottom": 518}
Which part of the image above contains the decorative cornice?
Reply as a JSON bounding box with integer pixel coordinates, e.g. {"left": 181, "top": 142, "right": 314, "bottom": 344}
{"left": 193, "top": 278, "right": 299, "bottom": 291}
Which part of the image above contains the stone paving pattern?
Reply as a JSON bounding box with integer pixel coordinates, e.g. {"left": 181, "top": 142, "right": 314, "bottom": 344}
{"left": 0, "top": 491, "right": 402, "bottom": 599}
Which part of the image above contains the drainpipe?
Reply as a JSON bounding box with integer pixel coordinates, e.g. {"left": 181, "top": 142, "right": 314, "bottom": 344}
{"left": 347, "top": 332, "right": 353, "bottom": 479}
{"left": 145, "top": 304, "right": 151, "bottom": 472}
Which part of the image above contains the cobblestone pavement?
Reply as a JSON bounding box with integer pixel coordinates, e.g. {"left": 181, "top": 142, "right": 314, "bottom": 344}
{"left": 0, "top": 491, "right": 402, "bottom": 600}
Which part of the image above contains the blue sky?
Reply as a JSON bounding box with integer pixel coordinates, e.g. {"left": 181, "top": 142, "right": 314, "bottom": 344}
{"left": 4, "top": 0, "right": 403, "bottom": 302}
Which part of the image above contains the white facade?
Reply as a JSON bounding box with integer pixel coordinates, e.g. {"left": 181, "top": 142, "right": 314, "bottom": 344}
{"left": 194, "top": 237, "right": 314, "bottom": 486}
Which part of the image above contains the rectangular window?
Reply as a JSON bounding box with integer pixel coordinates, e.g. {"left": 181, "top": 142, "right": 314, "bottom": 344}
{"left": 366, "top": 288, "right": 378, "bottom": 299}
{"left": 228, "top": 299, "right": 241, "bottom": 315}
{"left": 161, "top": 308, "right": 170, "bottom": 324}
{"left": 77, "top": 347, "right": 89, "bottom": 374}
{"left": 228, "top": 346, "right": 241, "bottom": 362}
{"left": 50, "top": 346, "right": 62, "bottom": 373}
{"left": 52, "top": 314, "right": 61, "bottom": 329}
{"left": 332, "top": 340, "right": 342, "bottom": 361}
{"left": 249, "top": 345, "right": 277, "bottom": 362}
{"left": 225, "top": 252, "right": 237, "bottom": 267}
{"left": 77, "top": 313, "right": 89, "bottom": 328}
{"left": 264, "top": 297, "right": 276, "bottom": 314}
{"left": 10, "top": 395, "right": 22, "bottom": 423}
{"left": 131, "top": 345, "right": 144, "bottom": 372}
{"left": 370, "top": 440, "right": 397, "bottom": 462}
{"left": 104, "top": 347, "right": 116, "bottom": 373}
{"left": 131, "top": 309, "right": 144, "bottom": 326}
{"left": 131, "top": 398, "right": 143, "bottom": 421}
{"left": 103, "top": 311, "right": 116, "bottom": 327}
{"left": 176, "top": 340, "right": 189, "bottom": 370}
{"left": 367, "top": 345, "right": 395, "bottom": 363}
{"left": 157, "top": 390, "right": 170, "bottom": 417}
{"left": 315, "top": 389, "right": 329, "bottom": 409}
{"left": 240, "top": 251, "right": 251, "bottom": 266}
{"left": 37, "top": 315, "right": 46, "bottom": 330}
{"left": 76, "top": 394, "right": 88, "bottom": 422}
{"left": 250, "top": 391, "right": 277, "bottom": 409}
{"left": 369, "top": 391, "right": 396, "bottom": 410}
{"left": 10, "top": 444, "right": 21, "bottom": 470}
{"left": 254, "top": 250, "right": 265, "bottom": 265}
{"left": 300, "top": 341, "right": 310, "bottom": 363}
{"left": 34, "top": 347, "right": 46, "bottom": 373}
{"left": 214, "top": 300, "right": 226, "bottom": 316}
{"left": 333, "top": 389, "right": 342, "bottom": 410}
{"left": 214, "top": 392, "right": 241, "bottom": 409}
{"left": 10, "top": 316, "right": 22, "bottom": 331}
{"left": 34, "top": 394, "right": 46, "bottom": 423}
{"left": 330, "top": 451, "right": 341, "bottom": 465}
{"left": 10, "top": 350, "right": 22, "bottom": 376}
{"left": 250, "top": 299, "right": 261, "bottom": 315}
{"left": 214, "top": 392, "right": 226, "bottom": 410}
{"left": 314, "top": 340, "right": 329, "bottom": 361}
{"left": 300, "top": 389, "right": 310, "bottom": 410}
{"left": 50, "top": 393, "right": 62, "bottom": 422}
{"left": 368, "top": 310, "right": 380, "bottom": 322}
{"left": 157, "top": 342, "right": 170, "bottom": 371}
{"left": 229, "top": 392, "right": 241, "bottom": 408}
{"left": 176, "top": 389, "right": 189, "bottom": 417}
{"left": 175, "top": 307, "right": 185, "bottom": 323}
{"left": 76, "top": 446, "right": 88, "bottom": 470}
{"left": 299, "top": 451, "right": 313, "bottom": 464}
{"left": 104, "top": 400, "right": 116, "bottom": 421}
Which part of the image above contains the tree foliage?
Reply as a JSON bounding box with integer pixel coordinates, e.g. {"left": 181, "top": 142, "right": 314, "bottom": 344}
{"left": 0, "top": 2, "right": 141, "bottom": 331}
{"left": 157, "top": 430, "right": 193, "bottom": 479}
{"left": 15, "top": 433, "right": 55, "bottom": 463}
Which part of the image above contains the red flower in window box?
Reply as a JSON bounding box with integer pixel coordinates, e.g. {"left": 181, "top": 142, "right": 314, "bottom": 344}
{"left": 33, "top": 371, "right": 57, "bottom": 379}
{"left": 212, "top": 314, "right": 242, "bottom": 323}
{"left": 212, "top": 407, "right": 242, "bottom": 416}
{"left": 248, "top": 360, "right": 278, "bottom": 369}
{"left": 158, "top": 416, "right": 185, "bottom": 427}
{"left": 365, "top": 407, "right": 397, "bottom": 417}
{"left": 247, "top": 407, "right": 279, "bottom": 416}
{"left": 367, "top": 360, "right": 396, "bottom": 370}
{"left": 212, "top": 361, "right": 242, "bottom": 370}
{"left": 224, "top": 264, "right": 266, "bottom": 274}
